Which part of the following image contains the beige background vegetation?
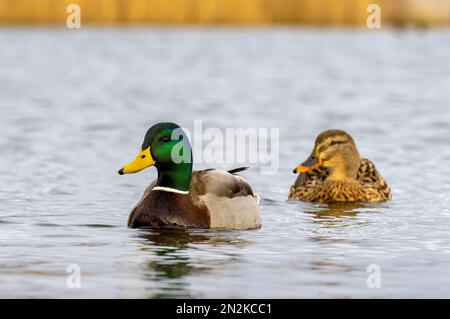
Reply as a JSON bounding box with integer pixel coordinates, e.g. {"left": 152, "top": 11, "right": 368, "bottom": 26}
{"left": 0, "top": 0, "right": 449, "bottom": 26}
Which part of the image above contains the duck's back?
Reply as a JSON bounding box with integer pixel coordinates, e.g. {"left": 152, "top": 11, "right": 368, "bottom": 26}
{"left": 189, "top": 168, "right": 261, "bottom": 229}
{"left": 357, "top": 158, "right": 392, "bottom": 202}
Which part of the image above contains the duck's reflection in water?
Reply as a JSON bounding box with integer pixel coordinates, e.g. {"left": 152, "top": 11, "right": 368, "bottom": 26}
{"left": 301, "top": 202, "right": 376, "bottom": 291}
{"left": 136, "top": 229, "right": 249, "bottom": 298}
{"left": 305, "top": 202, "right": 375, "bottom": 225}
{"left": 304, "top": 202, "right": 374, "bottom": 245}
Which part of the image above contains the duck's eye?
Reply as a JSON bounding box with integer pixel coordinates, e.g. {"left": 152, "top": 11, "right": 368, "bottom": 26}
{"left": 330, "top": 140, "right": 339, "bottom": 146}
{"left": 161, "top": 136, "right": 170, "bottom": 143}
{"left": 141, "top": 155, "right": 146, "bottom": 159}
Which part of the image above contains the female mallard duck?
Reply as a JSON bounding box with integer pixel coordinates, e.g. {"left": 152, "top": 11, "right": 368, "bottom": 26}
{"left": 289, "top": 129, "right": 391, "bottom": 203}
{"left": 118, "top": 122, "right": 261, "bottom": 229}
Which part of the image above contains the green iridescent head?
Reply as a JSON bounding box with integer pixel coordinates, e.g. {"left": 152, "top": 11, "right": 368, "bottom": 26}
{"left": 118, "top": 122, "right": 193, "bottom": 191}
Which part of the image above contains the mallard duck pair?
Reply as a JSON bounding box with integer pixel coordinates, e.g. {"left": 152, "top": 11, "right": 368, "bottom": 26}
{"left": 118, "top": 123, "right": 391, "bottom": 229}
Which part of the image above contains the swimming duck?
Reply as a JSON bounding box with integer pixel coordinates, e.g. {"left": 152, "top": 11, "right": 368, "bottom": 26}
{"left": 118, "top": 122, "right": 261, "bottom": 229}
{"left": 289, "top": 129, "right": 391, "bottom": 203}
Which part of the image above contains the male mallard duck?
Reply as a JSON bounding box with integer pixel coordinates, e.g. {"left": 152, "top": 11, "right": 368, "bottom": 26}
{"left": 118, "top": 122, "right": 261, "bottom": 229}
{"left": 289, "top": 129, "right": 391, "bottom": 203}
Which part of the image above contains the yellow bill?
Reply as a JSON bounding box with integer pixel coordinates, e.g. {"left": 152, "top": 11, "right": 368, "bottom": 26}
{"left": 118, "top": 147, "right": 155, "bottom": 175}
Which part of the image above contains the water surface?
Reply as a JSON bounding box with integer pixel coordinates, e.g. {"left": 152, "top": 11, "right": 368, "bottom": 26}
{"left": 1, "top": 28, "right": 450, "bottom": 298}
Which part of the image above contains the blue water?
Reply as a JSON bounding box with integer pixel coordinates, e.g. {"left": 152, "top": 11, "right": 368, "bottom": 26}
{"left": 1, "top": 28, "right": 450, "bottom": 298}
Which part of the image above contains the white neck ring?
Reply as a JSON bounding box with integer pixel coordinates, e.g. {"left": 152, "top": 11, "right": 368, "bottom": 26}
{"left": 152, "top": 186, "right": 189, "bottom": 195}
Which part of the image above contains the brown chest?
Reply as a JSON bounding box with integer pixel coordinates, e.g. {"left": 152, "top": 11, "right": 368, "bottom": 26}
{"left": 128, "top": 191, "right": 210, "bottom": 229}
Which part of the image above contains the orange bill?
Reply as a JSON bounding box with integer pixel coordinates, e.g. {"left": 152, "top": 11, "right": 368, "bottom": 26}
{"left": 293, "top": 154, "right": 321, "bottom": 174}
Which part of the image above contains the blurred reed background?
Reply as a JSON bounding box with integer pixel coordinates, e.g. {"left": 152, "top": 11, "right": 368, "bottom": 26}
{"left": 0, "top": 0, "right": 449, "bottom": 27}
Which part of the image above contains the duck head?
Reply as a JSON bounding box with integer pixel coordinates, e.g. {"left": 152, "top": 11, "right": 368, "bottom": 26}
{"left": 118, "top": 122, "right": 192, "bottom": 191}
{"left": 293, "top": 129, "right": 361, "bottom": 181}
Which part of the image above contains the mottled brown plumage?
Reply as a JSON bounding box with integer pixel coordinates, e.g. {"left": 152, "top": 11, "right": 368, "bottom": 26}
{"left": 289, "top": 130, "right": 391, "bottom": 203}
